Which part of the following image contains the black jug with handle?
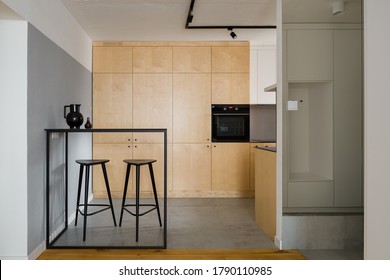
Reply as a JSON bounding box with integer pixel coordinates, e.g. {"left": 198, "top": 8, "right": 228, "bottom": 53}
{"left": 64, "top": 104, "right": 84, "bottom": 129}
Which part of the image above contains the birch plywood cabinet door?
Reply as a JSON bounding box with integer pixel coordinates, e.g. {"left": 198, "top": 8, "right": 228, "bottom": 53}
{"left": 173, "top": 47, "right": 211, "bottom": 73}
{"left": 93, "top": 46, "right": 132, "bottom": 73}
{"left": 212, "top": 73, "right": 250, "bottom": 104}
{"left": 93, "top": 144, "right": 132, "bottom": 198}
{"left": 132, "top": 74, "right": 173, "bottom": 143}
{"left": 93, "top": 74, "right": 133, "bottom": 143}
{"left": 173, "top": 74, "right": 211, "bottom": 143}
{"left": 212, "top": 143, "right": 250, "bottom": 190}
{"left": 133, "top": 143, "right": 172, "bottom": 195}
{"left": 133, "top": 47, "right": 172, "bottom": 73}
{"left": 212, "top": 46, "right": 249, "bottom": 73}
{"left": 172, "top": 144, "right": 211, "bottom": 191}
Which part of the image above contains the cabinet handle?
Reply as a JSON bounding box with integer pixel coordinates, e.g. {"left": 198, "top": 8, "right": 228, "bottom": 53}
{"left": 206, "top": 145, "right": 210, "bottom": 148}
{"left": 128, "top": 139, "right": 131, "bottom": 141}
{"left": 134, "top": 138, "right": 137, "bottom": 142}
{"left": 128, "top": 145, "right": 131, "bottom": 148}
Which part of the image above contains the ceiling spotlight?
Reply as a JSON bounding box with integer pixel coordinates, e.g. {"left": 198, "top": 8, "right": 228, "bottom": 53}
{"left": 332, "top": 1, "right": 345, "bottom": 15}
{"left": 228, "top": 28, "right": 237, "bottom": 39}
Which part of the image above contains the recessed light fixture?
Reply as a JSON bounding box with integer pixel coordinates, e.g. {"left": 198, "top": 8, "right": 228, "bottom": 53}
{"left": 332, "top": 1, "right": 345, "bottom": 15}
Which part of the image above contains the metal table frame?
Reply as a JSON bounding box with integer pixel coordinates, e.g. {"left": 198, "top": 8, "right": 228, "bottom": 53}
{"left": 45, "top": 128, "right": 167, "bottom": 249}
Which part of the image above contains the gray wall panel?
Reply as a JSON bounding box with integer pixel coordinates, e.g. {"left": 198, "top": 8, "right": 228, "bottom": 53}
{"left": 27, "top": 24, "right": 91, "bottom": 254}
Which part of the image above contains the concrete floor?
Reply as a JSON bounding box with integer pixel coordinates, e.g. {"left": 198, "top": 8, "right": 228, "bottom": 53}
{"left": 51, "top": 198, "right": 363, "bottom": 259}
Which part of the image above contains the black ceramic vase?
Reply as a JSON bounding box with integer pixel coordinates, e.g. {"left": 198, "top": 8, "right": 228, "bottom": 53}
{"left": 84, "top": 117, "right": 92, "bottom": 129}
{"left": 64, "top": 104, "right": 84, "bottom": 129}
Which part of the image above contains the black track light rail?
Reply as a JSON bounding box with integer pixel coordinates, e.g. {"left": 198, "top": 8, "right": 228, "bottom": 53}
{"left": 185, "top": 0, "right": 276, "bottom": 30}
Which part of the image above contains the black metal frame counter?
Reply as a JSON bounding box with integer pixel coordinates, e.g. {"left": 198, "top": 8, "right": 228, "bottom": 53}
{"left": 45, "top": 128, "right": 168, "bottom": 249}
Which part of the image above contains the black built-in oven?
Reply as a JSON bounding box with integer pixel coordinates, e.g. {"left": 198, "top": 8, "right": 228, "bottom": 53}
{"left": 212, "top": 104, "right": 250, "bottom": 142}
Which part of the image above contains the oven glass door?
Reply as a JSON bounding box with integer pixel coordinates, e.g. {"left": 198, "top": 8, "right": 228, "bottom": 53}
{"left": 212, "top": 114, "right": 250, "bottom": 142}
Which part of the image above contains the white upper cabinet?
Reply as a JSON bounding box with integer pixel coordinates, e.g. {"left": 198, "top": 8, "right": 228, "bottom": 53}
{"left": 250, "top": 46, "right": 276, "bottom": 104}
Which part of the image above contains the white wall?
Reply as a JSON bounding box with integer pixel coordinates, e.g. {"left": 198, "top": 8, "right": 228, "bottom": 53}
{"left": 364, "top": 0, "right": 390, "bottom": 259}
{"left": 0, "top": 20, "right": 28, "bottom": 259}
{"left": 275, "top": 0, "right": 283, "bottom": 248}
{"left": 1, "top": 0, "right": 92, "bottom": 70}
{"left": 0, "top": 0, "right": 92, "bottom": 260}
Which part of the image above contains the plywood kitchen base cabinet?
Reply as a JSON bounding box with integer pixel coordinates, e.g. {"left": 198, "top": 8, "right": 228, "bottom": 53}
{"left": 133, "top": 143, "right": 172, "bottom": 195}
{"left": 212, "top": 143, "right": 250, "bottom": 190}
{"left": 250, "top": 143, "right": 276, "bottom": 190}
{"left": 172, "top": 144, "right": 211, "bottom": 191}
{"left": 93, "top": 143, "right": 172, "bottom": 198}
{"left": 255, "top": 148, "right": 276, "bottom": 240}
{"left": 93, "top": 144, "right": 132, "bottom": 198}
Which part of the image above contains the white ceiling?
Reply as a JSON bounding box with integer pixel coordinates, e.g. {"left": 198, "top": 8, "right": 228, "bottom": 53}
{"left": 0, "top": 0, "right": 362, "bottom": 43}
{"left": 60, "top": 0, "right": 277, "bottom": 42}
{"left": 0, "top": 1, "right": 22, "bottom": 20}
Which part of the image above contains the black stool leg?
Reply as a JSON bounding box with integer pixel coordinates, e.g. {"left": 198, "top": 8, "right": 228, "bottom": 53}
{"left": 135, "top": 165, "right": 140, "bottom": 242}
{"left": 83, "top": 165, "right": 90, "bottom": 241}
{"left": 148, "top": 163, "right": 162, "bottom": 227}
{"left": 75, "top": 164, "right": 84, "bottom": 226}
{"left": 119, "top": 163, "right": 131, "bottom": 226}
{"left": 101, "top": 163, "right": 117, "bottom": 226}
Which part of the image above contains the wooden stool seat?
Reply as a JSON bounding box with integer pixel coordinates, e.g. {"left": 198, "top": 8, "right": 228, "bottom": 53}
{"left": 76, "top": 159, "right": 110, "bottom": 166}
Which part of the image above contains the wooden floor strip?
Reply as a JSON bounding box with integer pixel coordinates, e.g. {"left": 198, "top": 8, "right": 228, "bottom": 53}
{"left": 37, "top": 249, "right": 306, "bottom": 260}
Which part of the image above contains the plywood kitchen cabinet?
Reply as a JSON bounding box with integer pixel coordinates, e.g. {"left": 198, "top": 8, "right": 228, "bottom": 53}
{"left": 255, "top": 147, "right": 276, "bottom": 240}
{"left": 93, "top": 143, "right": 132, "bottom": 198}
{"left": 133, "top": 47, "right": 172, "bottom": 73}
{"left": 132, "top": 73, "right": 173, "bottom": 143}
{"left": 172, "top": 143, "right": 211, "bottom": 191}
{"left": 212, "top": 46, "right": 249, "bottom": 73}
{"left": 250, "top": 142, "right": 276, "bottom": 190}
{"left": 133, "top": 143, "right": 172, "bottom": 195}
{"left": 93, "top": 46, "right": 132, "bottom": 73}
{"left": 212, "top": 143, "right": 250, "bottom": 191}
{"left": 92, "top": 42, "right": 251, "bottom": 198}
{"left": 93, "top": 74, "right": 133, "bottom": 143}
{"left": 173, "top": 74, "right": 211, "bottom": 143}
{"left": 173, "top": 47, "right": 211, "bottom": 73}
{"left": 212, "top": 73, "right": 250, "bottom": 104}
{"left": 93, "top": 143, "right": 171, "bottom": 198}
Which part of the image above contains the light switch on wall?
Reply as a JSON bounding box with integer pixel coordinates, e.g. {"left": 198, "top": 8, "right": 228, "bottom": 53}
{"left": 288, "top": 100, "right": 299, "bottom": 111}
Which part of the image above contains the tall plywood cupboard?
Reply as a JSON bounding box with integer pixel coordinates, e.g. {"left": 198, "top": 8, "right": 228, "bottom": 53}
{"left": 92, "top": 42, "right": 251, "bottom": 198}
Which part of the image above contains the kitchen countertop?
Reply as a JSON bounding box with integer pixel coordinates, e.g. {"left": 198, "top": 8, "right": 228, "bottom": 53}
{"left": 254, "top": 145, "right": 276, "bottom": 153}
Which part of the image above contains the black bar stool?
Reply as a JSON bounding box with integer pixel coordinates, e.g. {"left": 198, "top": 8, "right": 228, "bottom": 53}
{"left": 75, "top": 159, "right": 117, "bottom": 241}
{"left": 119, "top": 159, "right": 162, "bottom": 242}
